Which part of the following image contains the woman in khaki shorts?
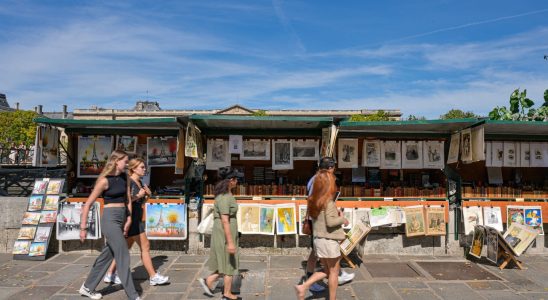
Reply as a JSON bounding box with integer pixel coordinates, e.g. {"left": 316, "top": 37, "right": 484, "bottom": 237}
{"left": 295, "top": 170, "right": 348, "bottom": 300}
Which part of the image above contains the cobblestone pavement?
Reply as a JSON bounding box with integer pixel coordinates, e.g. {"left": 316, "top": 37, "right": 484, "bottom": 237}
{"left": 0, "top": 252, "right": 547, "bottom": 299}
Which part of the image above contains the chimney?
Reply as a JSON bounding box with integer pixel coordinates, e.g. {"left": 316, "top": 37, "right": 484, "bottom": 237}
{"left": 15, "top": 102, "right": 19, "bottom": 110}
{"left": 62, "top": 105, "right": 68, "bottom": 119}
{"left": 37, "top": 105, "right": 43, "bottom": 115}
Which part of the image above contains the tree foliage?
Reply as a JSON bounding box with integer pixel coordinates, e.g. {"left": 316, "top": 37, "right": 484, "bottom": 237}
{"left": 252, "top": 109, "right": 268, "bottom": 116}
{"left": 439, "top": 109, "right": 479, "bottom": 120}
{"left": 0, "top": 110, "right": 38, "bottom": 149}
{"left": 348, "top": 110, "right": 392, "bottom": 122}
{"left": 489, "top": 88, "right": 548, "bottom": 121}
{"left": 407, "top": 115, "right": 426, "bottom": 121}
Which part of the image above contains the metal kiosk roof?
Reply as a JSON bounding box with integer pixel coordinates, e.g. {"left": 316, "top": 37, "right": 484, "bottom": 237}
{"left": 33, "top": 117, "right": 184, "bottom": 135}
{"left": 480, "top": 120, "right": 548, "bottom": 141}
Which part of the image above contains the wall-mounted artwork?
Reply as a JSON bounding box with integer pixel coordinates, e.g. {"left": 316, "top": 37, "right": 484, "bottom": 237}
{"left": 241, "top": 140, "right": 270, "bottom": 160}
{"left": 27, "top": 195, "right": 43, "bottom": 211}
{"left": 404, "top": 206, "right": 426, "bottom": 237}
{"left": 238, "top": 204, "right": 261, "bottom": 234}
{"left": 362, "top": 140, "right": 381, "bottom": 167}
{"left": 206, "top": 139, "right": 231, "bottom": 170}
{"left": 46, "top": 179, "right": 64, "bottom": 195}
{"left": 293, "top": 139, "right": 319, "bottom": 161}
{"left": 380, "top": 141, "right": 401, "bottom": 169}
{"left": 116, "top": 136, "right": 138, "bottom": 154}
{"left": 460, "top": 128, "right": 472, "bottom": 163}
{"left": 482, "top": 206, "right": 503, "bottom": 232}
{"left": 447, "top": 133, "right": 460, "bottom": 164}
{"left": 77, "top": 136, "right": 113, "bottom": 178}
{"left": 524, "top": 206, "right": 543, "bottom": 235}
{"left": 147, "top": 137, "right": 177, "bottom": 167}
{"left": 338, "top": 139, "right": 358, "bottom": 168}
{"left": 272, "top": 140, "right": 293, "bottom": 170}
{"left": 503, "top": 142, "right": 517, "bottom": 167}
{"left": 490, "top": 142, "right": 504, "bottom": 167}
{"left": 57, "top": 202, "right": 100, "bottom": 240}
{"left": 185, "top": 123, "right": 199, "bottom": 158}
{"left": 259, "top": 205, "right": 275, "bottom": 235}
{"left": 507, "top": 206, "right": 525, "bottom": 228}
{"left": 229, "top": 135, "right": 243, "bottom": 155}
{"left": 39, "top": 127, "right": 59, "bottom": 167}
{"left": 425, "top": 206, "right": 446, "bottom": 236}
{"left": 402, "top": 141, "right": 423, "bottom": 169}
{"left": 145, "top": 203, "right": 187, "bottom": 240}
{"left": 463, "top": 206, "right": 484, "bottom": 235}
{"left": 519, "top": 142, "right": 530, "bottom": 167}
{"left": 530, "top": 142, "right": 548, "bottom": 167}
{"left": 422, "top": 141, "right": 444, "bottom": 169}
{"left": 276, "top": 204, "right": 297, "bottom": 235}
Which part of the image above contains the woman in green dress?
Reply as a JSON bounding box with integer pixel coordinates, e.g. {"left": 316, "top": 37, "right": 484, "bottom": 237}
{"left": 198, "top": 167, "right": 240, "bottom": 300}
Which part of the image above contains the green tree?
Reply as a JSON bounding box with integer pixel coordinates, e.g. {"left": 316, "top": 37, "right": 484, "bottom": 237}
{"left": 407, "top": 115, "right": 426, "bottom": 121}
{"left": 0, "top": 110, "right": 38, "bottom": 149}
{"left": 439, "top": 109, "right": 479, "bottom": 120}
{"left": 489, "top": 88, "right": 548, "bottom": 121}
{"left": 348, "top": 110, "right": 392, "bottom": 121}
{"left": 252, "top": 110, "right": 268, "bottom": 116}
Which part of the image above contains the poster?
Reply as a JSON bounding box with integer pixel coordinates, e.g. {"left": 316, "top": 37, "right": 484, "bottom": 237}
{"left": 524, "top": 206, "right": 544, "bottom": 235}
{"left": 77, "top": 136, "right": 113, "bottom": 178}
{"left": 116, "top": 136, "right": 137, "bottom": 154}
{"left": 320, "top": 128, "right": 329, "bottom": 158}
{"left": 228, "top": 135, "right": 243, "bottom": 155}
{"left": 27, "top": 195, "right": 43, "bottom": 211}
{"left": 338, "top": 139, "right": 359, "bottom": 168}
{"left": 482, "top": 206, "right": 503, "bottom": 232}
{"left": 298, "top": 205, "right": 308, "bottom": 235}
{"left": 425, "top": 206, "right": 446, "bottom": 236}
{"left": 46, "top": 179, "right": 64, "bottom": 195}
{"left": 241, "top": 140, "right": 270, "bottom": 160}
{"left": 447, "top": 133, "right": 460, "bottom": 164}
{"left": 506, "top": 206, "right": 525, "bottom": 227}
{"left": 362, "top": 140, "right": 381, "bottom": 167}
{"left": 185, "top": 123, "right": 198, "bottom": 158}
{"left": 491, "top": 142, "right": 504, "bottom": 167}
{"left": 238, "top": 204, "right": 261, "bottom": 234}
{"left": 422, "top": 141, "right": 444, "bottom": 169}
{"left": 147, "top": 137, "right": 177, "bottom": 167}
{"left": 339, "top": 222, "right": 371, "bottom": 256}
{"left": 352, "top": 208, "right": 371, "bottom": 227}
{"left": 469, "top": 225, "right": 485, "bottom": 259}
{"left": 259, "top": 205, "right": 275, "bottom": 235}
{"left": 206, "top": 139, "right": 231, "bottom": 170}
{"left": 530, "top": 142, "right": 548, "bottom": 167}
{"left": 462, "top": 206, "right": 484, "bottom": 235}
{"left": 503, "top": 223, "right": 538, "bottom": 256}
{"left": 380, "top": 141, "right": 401, "bottom": 169}
{"left": 32, "top": 180, "right": 48, "bottom": 195}
{"left": 272, "top": 140, "right": 293, "bottom": 170}
{"left": 519, "top": 142, "right": 530, "bottom": 167}
{"left": 39, "top": 127, "right": 59, "bottom": 167}
{"left": 404, "top": 206, "right": 426, "bottom": 237}
{"left": 485, "top": 227, "right": 499, "bottom": 264}
{"left": 471, "top": 126, "right": 485, "bottom": 162}
{"left": 56, "top": 202, "right": 101, "bottom": 240}
{"left": 402, "top": 141, "right": 423, "bottom": 169}
{"left": 145, "top": 203, "right": 187, "bottom": 240}
{"left": 292, "top": 139, "right": 319, "bottom": 161}
{"left": 503, "top": 142, "right": 517, "bottom": 167}
{"left": 460, "top": 128, "right": 472, "bottom": 163}
{"left": 275, "top": 204, "right": 297, "bottom": 235}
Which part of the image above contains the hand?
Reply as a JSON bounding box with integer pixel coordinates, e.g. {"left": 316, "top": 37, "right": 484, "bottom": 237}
{"left": 123, "top": 218, "right": 132, "bottom": 237}
{"left": 226, "top": 243, "right": 236, "bottom": 255}
{"left": 137, "top": 188, "right": 146, "bottom": 198}
{"left": 79, "top": 229, "right": 87, "bottom": 242}
{"left": 343, "top": 218, "right": 350, "bottom": 226}
{"left": 143, "top": 184, "right": 152, "bottom": 196}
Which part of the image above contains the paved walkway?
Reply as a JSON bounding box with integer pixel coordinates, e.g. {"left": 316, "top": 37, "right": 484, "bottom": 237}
{"left": 0, "top": 252, "right": 547, "bottom": 299}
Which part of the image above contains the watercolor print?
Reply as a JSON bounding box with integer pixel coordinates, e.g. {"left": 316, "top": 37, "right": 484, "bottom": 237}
{"left": 380, "top": 141, "right": 402, "bottom": 169}
{"left": 422, "top": 141, "right": 444, "bottom": 169}
{"left": 116, "top": 135, "right": 137, "bottom": 154}
{"left": 34, "top": 226, "right": 51, "bottom": 243}
{"left": 241, "top": 139, "right": 270, "bottom": 160}
{"left": 402, "top": 141, "right": 423, "bottom": 169}
{"left": 403, "top": 206, "right": 426, "bottom": 237}
{"left": 276, "top": 204, "right": 297, "bottom": 235}
{"left": 206, "top": 139, "right": 231, "bottom": 170}
{"left": 425, "top": 206, "right": 446, "bottom": 236}
{"left": 462, "top": 206, "right": 484, "bottom": 235}
{"left": 352, "top": 208, "right": 371, "bottom": 227}
{"left": 298, "top": 205, "right": 308, "bottom": 235}
{"left": 272, "top": 140, "right": 293, "bottom": 170}
{"left": 469, "top": 225, "right": 485, "bottom": 259}
{"left": 447, "top": 133, "right": 460, "bottom": 164}
{"left": 292, "top": 139, "right": 319, "bottom": 161}
{"left": 39, "top": 126, "right": 59, "bottom": 167}
{"left": 147, "top": 137, "right": 177, "bottom": 167}
{"left": 27, "top": 195, "right": 44, "bottom": 211}
{"left": 507, "top": 206, "right": 525, "bottom": 227}
{"left": 259, "top": 205, "right": 275, "bottom": 235}
{"left": 13, "top": 240, "right": 31, "bottom": 255}
{"left": 485, "top": 227, "right": 499, "bottom": 264}
{"left": 482, "top": 206, "right": 503, "bottom": 232}
{"left": 238, "top": 204, "right": 261, "bottom": 234}
{"left": 342, "top": 208, "right": 353, "bottom": 230}
{"left": 57, "top": 202, "right": 100, "bottom": 240}
{"left": 43, "top": 195, "right": 60, "bottom": 211}
{"left": 40, "top": 211, "right": 57, "bottom": 224}
{"left": 32, "top": 180, "right": 48, "bottom": 195}
{"left": 22, "top": 212, "right": 41, "bottom": 225}
{"left": 337, "top": 139, "right": 359, "bottom": 168}
{"left": 145, "top": 203, "right": 187, "bottom": 240}
{"left": 362, "top": 140, "right": 381, "bottom": 167}
{"left": 524, "top": 207, "right": 544, "bottom": 235}
{"left": 520, "top": 142, "right": 530, "bottom": 167}
{"left": 78, "top": 136, "right": 113, "bottom": 178}
{"left": 29, "top": 242, "right": 47, "bottom": 256}
{"left": 46, "top": 179, "right": 64, "bottom": 195}
{"left": 17, "top": 227, "right": 37, "bottom": 240}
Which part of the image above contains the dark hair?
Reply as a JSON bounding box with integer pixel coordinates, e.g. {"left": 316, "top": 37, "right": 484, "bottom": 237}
{"left": 318, "top": 157, "right": 336, "bottom": 170}
{"left": 214, "top": 167, "right": 238, "bottom": 196}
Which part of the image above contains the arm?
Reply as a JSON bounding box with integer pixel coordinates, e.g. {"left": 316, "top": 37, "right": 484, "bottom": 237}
{"left": 325, "top": 201, "right": 346, "bottom": 227}
{"left": 123, "top": 179, "right": 133, "bottom": 236}
{"left": 221, "top": 214, "right": 236, "bottom": 254}
{"left": 80, "top": 177, "right": 108, "bottom": 242}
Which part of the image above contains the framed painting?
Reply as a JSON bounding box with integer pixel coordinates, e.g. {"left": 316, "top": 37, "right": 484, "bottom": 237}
{"left": 402, "top": 141, "right": 423, "bottom": 169}
{"left": 228, "top": 135, "right": 243, "bottom": 155}
{"left": 28, "top": 242, "right": 47, "bottom": 257}
{"left": 57, "top": 202, "right": 101, "bottom": 240}
{"left": 116, "top": 136, "right": 138, "bottom": 154}
{"left": 272, "top": 140, "right": 293, "bottom": 170}
{"left": 77, "top": 136, "right": 113, "bottom": 178}
{"left": 404, "top": 206, "right": 426, "bottom": 237}
{"left": 145, "top": 203, "right": 187, "bottom": 240}
{"left": 380, "top": 141, "right": 401, "bottom": 169}
{"left": 241, "top": 139, "right": 270, "bottom": 160}
{"left": 259, "top": 205, "right": 275, "bottom": 235}
{"left": 147, "top": 137, "right": 177, "bottom": 167}
{"left": 292, "top": 139, "right": 319, "bottom": 161}
{"left": 206, "top": 139, "right": 231, "bottom": 170}
{"left": 275, "top": 204, "right": 297, "bottom": 235}
{"left": 338, "top": 139, "right": 358, "bottom": 168}
{"left": 362, "top": 140, "right": 381, "bottom": 167}
{"left": 422, "top": 141, "right": 444, "bottom": 169}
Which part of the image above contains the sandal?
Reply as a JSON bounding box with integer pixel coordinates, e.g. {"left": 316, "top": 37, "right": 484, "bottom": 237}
{"left": 197, "top": 278, "right": 214, "bottom": 296}
{"left": 221, "top": 295, "right": 242, "bottom": 300}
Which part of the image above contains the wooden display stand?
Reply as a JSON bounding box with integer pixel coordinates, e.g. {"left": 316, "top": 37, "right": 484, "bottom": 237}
{"left": 497, "top": 239, "right": 525, "bottom": 270}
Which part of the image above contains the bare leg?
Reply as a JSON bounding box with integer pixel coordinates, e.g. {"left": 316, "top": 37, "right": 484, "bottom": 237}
{"left": 223, "top": 275, "right": 238, "bottom": 299}
{"left": 295, "top": 258, "right": 328, "bottom": 300}
{"left": 305, "top": 249, "right": 317, "bottom": 274}
{"left": 134, "top": 233, "right": 156, "bottom": 277}
{"left": 325, "top": 257, "right": 341, "bottom": 300}
{"left": 205, "top": 272, "right": 220, "bottom": 290}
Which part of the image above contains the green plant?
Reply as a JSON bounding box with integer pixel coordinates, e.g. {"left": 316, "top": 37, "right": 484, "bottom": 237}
{"left": 439, "top": 109, "right": 479, "bottom": 120}
{"left": 489, "top": 88, "right": 548, "bottom": 121}
{"left": 0, "top": 110, "right": 38, "bottom": 149}
{"left": 252, "top": 110, "right": 268, "bottom": 116}
{"left": 407, "top": 115, "right": 426, "bottom": 121}
{"left": 348, "top": 110, "right": 391, "bottom": 121}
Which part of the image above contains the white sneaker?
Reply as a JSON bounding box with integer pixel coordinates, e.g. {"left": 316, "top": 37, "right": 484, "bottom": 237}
{"left": 338, "top": 270, "right": 355, "bottom": 285}
{"left": 150, "top": 273, "right": 169, "bottom": 286}
{"left": 79, "top": 284, "right": 103, "bottom": 299}
{"left": 103, "top": 273, "right": 122, "bottom": 284}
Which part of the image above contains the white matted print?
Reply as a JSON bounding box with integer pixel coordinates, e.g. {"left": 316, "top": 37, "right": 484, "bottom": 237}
{"left": 447, "top": 133, "right": 460, "bottom": 164}
{"left": 485, "top": 141, "right": 492, "bottom": 167}
{"left": 292, "top": 140, "right": 319, "bottom": 161}
{"left": 276, "top": 204, "right": 297, "bottom": 235}
{"left": 206, "top": 139, "right": 231, "bottom": 170}
{"left": 241, "top": 140, "right": 270, "bottom": 160}
{"left": 402, "top": 141, "right": 423, "bottom": 169}
{"left": 298, "top": 205, "right": 308, "bottom": 235}
{"left": 78, "top": 136, "right": 113, "bottom": 178}
{"left": 380, "top": 141, "right": 401, "bottom": 169}
{"left": 462, "top": 206, "right": 484, "bottom": 235}
{"left": 491, "top": 142, "right": 504, "bottom": 167}
{"left": 483, "top": 206, "right": 503, "bottom": 232}
{"left": 338, "top": 139, "right": 359, "bottom": 168}
{"left": 460, "top": 128, "right": 472, "bottom": 163}
{"left": 272, "top": 140, "right": 293, "bottom": 170}
{"left": 530, "top": 142, "right": 548, "bottom": 167}
{"left": 503, "top": 141, "right": 517, "bottom": 167}
{"left": 39, "top": 127, "right": 60, "bottom": 167}
{"left": 471, "top": 126, "right": 485, "bottom": 162}
{"left": 423, "top": 141, "right": 444, "bottom": 169}
{"left": 147, "top": 137, "right": 177, "bottom": 167}
{"left": 362, "top": 140, "right": 381, "bottom": 167}
{"left": 228, "top": 135, "right": 243, "bottom": 154}
{"left": 238, "top": 204, "right": 261, "bottom": 234}
{"left": 116, "top": 136, "right": 138, "bottom": 154}
{"left": 57, "top": 202, "right": 101, "bottom": 240}
{"left": 352, "top": 208, "right": 371, "bottom": 227}
{"left": 520, "top": 142, "right": 530, "bottom": 167}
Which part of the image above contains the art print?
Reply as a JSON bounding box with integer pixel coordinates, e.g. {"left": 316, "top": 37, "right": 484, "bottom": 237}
{"left": 463, "top": 206, "right": 484, "bottom": 235}
{"left": 404, "top": 206, "right": 426, "bottom": 237}
{"left": 469, "top": 225, "right": 485, "bottom": 259}
{"left": 503, "top": 223, "right": 538, "bottom": 256}
{"left": 342, "top": 208, "right": 353, "bottom": 230}
{"left": 34, "top": 226, "right": 51, "bottom": 243}
{"left": 206, "top": 139, "right": 231, "bottom": 170}
{"left": 185, "top": 123, "right": 198, "bottom": 158}
{"left": 43, "top": 196, "right": 60, "bottom": 211}
{"left": 485, "top": 141, "right": 492, "bottom": 167}
{"left": 485, "top": 227, "right": 499, "bottom": 264}
{"left": 530, "top": 142, "right": 548, "bottom": 167}
{"left": 46, "top": 179, "right": 64, "bottom": 195}
{"left": 380, "top": 141, "right": 401, "bottom": 169}
{"left": 422, "top": 141, "right": 444, "bottom": 169}
{"left": 471, "top": 126, "right": 485, "bottom": 162}
{"left": 402, "top": 141, "right": 423, "bottom": 169}
{"left": 460, "top": 128, "right": 472, "bottom": 163}
{"left": 259, "top": 206, "right": 275, "bottom": 235}
{"left": 503, "top": 142, "right": 517, "bottom": 167}
{"left": 425, "top": 206, "right": 446, "bottom": 236}
{"left": 78, "top": 136, "right": 113, "bottom": 178}
{"left": 22, "top": 212, "right": 41, "bottom": 225}
{"left": 447, "top": 133, "right": 460, "bottom": 164}
{"left": 524, "top": 207, "right": 544, "bottom": 235}
{"left": 320, "top": 128, "right": 330, "bottom": 158}
{"left": 40, "top": 211, "right": 57, "bottom": 223}
{"left": 145, "top": 203, "right": 187, "bottom": 240}
{"left": 17, "top": 227, "right": 37, "bottom": 240}
{"left": 482, "top": 206, "right": 503, "bottom": 232}
{"left": 339, "top": 222, "right": 371, "bottom": 256}
{"left": 368, "top": 207, "right": 393, "bottom": 227}
{"left": 362, "top": 140, "right": 381, "bottom": 167}
{"left": 276, "top": 204, "right": 297, "bottom": 235}
{"left": 292, "top": 139, "right": 319, "bottom": 161}
{"left": 32, "top": 180, "right": 48, "bottom": 195}
{"left": 116, "top": 136, "right": 138, "bottom": 154}
{"left": 490, "top": 142, "right": 504, "bottom": 167}
{"left": 338, "top": 139, "right": 358, "bottom": 168}
{"left": 39, "top": 126, "right": 59, "bottom": 167}
{"left": 147, "top": 137, "right": 177, "bottom": 167}
{"left": 272, "top": 140, "right": 293, "bottom": 170}
{"left": 298, "top": 205, "right": 308, "bottom": 235}
{"left": 133, "top": 143, "right": 148, "bottom": 160}
{"left": 241, "top": 140, "right": 270, "bottom": 160}
{"left": 519, "top": 142, "right": 530, "bottom": 167}
{"left": 238, "top": 204, "right": 261, "bottom": 234}
{"left": 228, "top": 135, "right": 243, "bottom": 154}
{"left": 57, "top": 202, "right": 100, "bottom": 240}
{"left": 352, "top": 208, "right": 371, "bottom": 227}
{"left": 29, "top": 242, "right": 46, "bottom": 256}
{"left": 507, "top": 206, "right": 525, "bottom": 227}
{"left": 12, "top": 241, "right": 31, "bottom": 255}
{"left": 27, "top": 195, "right": 43, "bottom": 211}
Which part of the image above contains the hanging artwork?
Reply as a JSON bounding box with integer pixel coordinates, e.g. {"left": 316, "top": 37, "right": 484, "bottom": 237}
{"left": 503, "top": 223, "right": 539, "bottom": 256}
{"left": 485, "top": 227, "right": 499, "bottom": 264}
{"left": 22, "top": 212, "right": 41, "bottom": 225}
{"left": 27, "top": 195, "right": 43, "bottom": 211}
{"left": 342, "top": 208, "right": 353, "bottom": 230}
{"left": 229, "top": 135, "right": 243, "bottom": 155}
{"left": 298, "top": 205, "right": 308, "bottom": 235}
{"left": 482, "top": 206, "right": 503, "bottom": 232}
{"left": 460, "top": 128, "right": 472, "bottom": 163}
{"left": 272, "top": 140, "right": 293, "bottom": 170}
{"left": 530, "top": 142, "right": 548, "bottom": 167}
{"left": 12, "top": 241, "right": 31, "bottom": 255}
{"left": 470, "top": 126, "right": 485, "bottom": 162}
{"left": 352, "top": 208, "right": 371, "bottom": 227}
{"left": 320, "top": 128, "right": 330, "bottom": 158}
{"left": 519, "top": 142, "right": 530, "bottom": 167}
{"left": 447, "top": 133, "right": 460, "bottom": 164}
{"left": 32, "top": 180, "right": 48, "bottom": 195}
{"left": 422, "top": 141, "right": 444, "bottom": 169}
{"left": 506, "top": 206, "right": 525, "bottom": 227}
{"left": 404, "top": 206, "right": 426, "bottom": 237}
{"left": 39, "top": 127, "right": 59, "bottom": 167}
{"left": 402, "top": 141, "right": 423, "bottom": 169}
{"left": 293, "top": 139, "right": 319, "bottom": 161}
{"left": 241, "top": 139, "right": 270, "bottom": 160}
{"left": 116, "top": 136, "right": 138, "bottom": 154}
{"left": 133, "top": 143, "right": 148, "bottom": 160}
{"left": 56, "top": 202, "right": 101, "bottom": 240}
{"left": 485, "top": 141, "right": 492, "bottom": 167}
{"left": 524, "top": 206, "right": 544, "bottom": 235}
{"left": 206, "top": 139, "right": 231, "bottom": 170}
{"left": 145, "top": 203, "right": 187, "bottom": 240}
{"left": 77, "top": 136, "right": 113, "bottom": 178}
{"left": 503, "top": 142, "right": 517, "bottom": 167}
{"left": 362, "top": 140, "right": 381, "bottom": 167}
{"left": 425, "top": 206, "right": 446, "bottom": 236}
{"left": 46, "top": 179, "right": 64, "bottom": 195}
{"left": 238, "top": 204, "right": 261, "bottom": 234}
{"left": 469, "top": 225, "right": 485, "bottom": 259}
{"left": 147, "top": 137, "right": 177, "bottom": 167}
{"left": 337, "top": 139, "right": 358, "bottom": 168}
{"left": 490, "top": 142, "right": 504, "bottom": 167}
{"left": 175, "top": 128, "right": 185, "bottom": 174}
{"left": 368, "top": 207, "right": 393, "bottom": 227}
{"left": 34, "top": 226, "right": 51, "bottom": 243}
{"left": 185, "top": 123, "right": 198, "bottom": 158}
{"left": 462, "top": 206, "right": 484, "bottom": 235}
{"left": 275, "top": 204, "right": 297, "bottom": 235}
{"left": 380, "top": 141, "right": 401, "bottom": 169}
{"left": 259, "top": 205, "right": 275, "bottom": 235}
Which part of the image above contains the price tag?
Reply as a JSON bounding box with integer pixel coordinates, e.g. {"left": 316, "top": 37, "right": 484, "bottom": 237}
{"left": 515, "top": 197, "right": 525, "bottom": 202}
{"left": 384, "top": 197, "right": 394, "bottom": 201}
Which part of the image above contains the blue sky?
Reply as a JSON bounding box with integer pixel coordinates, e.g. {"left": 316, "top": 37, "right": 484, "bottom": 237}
{"left": 1, "top": 0, "right": 547, "bottom": 118}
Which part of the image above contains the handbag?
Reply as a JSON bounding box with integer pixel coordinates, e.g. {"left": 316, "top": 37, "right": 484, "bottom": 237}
{"left": 197, "top": 210, "right": 214, "bottom": 235}
{"left": 302, "top": 209, "right": 312, "bottom": 235}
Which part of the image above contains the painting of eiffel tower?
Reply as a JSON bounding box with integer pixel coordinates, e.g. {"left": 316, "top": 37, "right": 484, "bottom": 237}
{"left": 78, "top": 136, "right": 113, "bottom": 178}
{"left": 147, "top": 137, "right": 177, "bottom": 167}
{"left": 145, "top": 203, "right": 188, "bottom": 240}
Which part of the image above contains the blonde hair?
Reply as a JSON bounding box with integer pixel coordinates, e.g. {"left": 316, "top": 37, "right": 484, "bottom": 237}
{"left": 127, "top": 157, "right": 146, "bottom": 176}
{"left": 97, "top": 150, "right": 128, "bottom": 180}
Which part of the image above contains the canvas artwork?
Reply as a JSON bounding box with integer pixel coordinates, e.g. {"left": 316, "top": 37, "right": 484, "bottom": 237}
{"left": 17, "top": 227, "right": 37, "bottom": 240}
{"left": 40, "top": 211, "right": 57, "bottom": 223}
{"left": 460, "top": 128, "right": 472, "bottom": 163}
{"left": 380, "top": 141, "right": 401, "bottom": 169}
{"left": 276, "top": 204, "right": 297, "bottom": 235}
{"left": 293, "top": 139, "right": 319, "bottom": 161}
{"left": 471, "top": 126, "right": 485, "bottom": 162}
{"left": 404, "top": 206, "right": 426, "bottom": 237}
{"left": 469, "top": 225, "right": 485, "bottom": 259}
{"left": 482, "top": 206, "right": 503, "bottom": 232}
{"left": 228, "top": 135, "right": 243, "bottom": 154}
{"left": 40, "top": 126, "right": 59, "bottom": 167}
{"left": 147, "top": 137, "right": 177, "bottom": 167}
{"left": 425, "top": 206, "right": 446, "bottom": 236}
{"left": 57, "top": 202, "right": 100, "bottom": 240}
{"left": 133, "top": 143, "right": 148, "bottom": 160}
{"left": 503, "top": 223, "right": 539, "bottom": 256}
{"left": 298, "top": 205, "right": 308, "bottom": 235}
{"left": 342, "top": 208, "right": 353, "bottom": 230}
{"left": 338, "top": 139, "right": 359, "bottom": 168}
{"left": 32, "top": 180, "right": 48, "bottom": 195}
{"left": 241, "top": 140, "right": 270, "bottom": 160}
{"left": 491, "top": 142, "right": 504, "bottom": 167}
{"left": 422, "top": 141, "right": 444, "bottom": 169}
{"left": 524, "top": 207, "right": 544, "bottom": 235}
{"left": 206, "top": 139, "right": 231, "bottom": 170}
{"left": 520, "top": 142, "right": 530, "bottom": 167}
{"left": 272, "top": 140, "right": 293, "bottom": 170}
{"left": 530, "top": 142, "right": 548, "bottom": 167}
{"left": 145, "top": 203, "right": 187, "bottom": 240}
{"left": 239, "top": 204, "right": 261, "bottom": 234}
{"left": 507, "top": 206, "right": 525, "bottom": 227}
{"left": 34, "top": 226, "right": 51, "bottom": 243}
{"left": 447, "top": 133, "right": 460, "bottom": 164}
{"left": 185, "top": 123, "right": 198, "bottom": 158}
{"left": 46, "top": 179, "right": 64, "bottom": 195}
{"left": 13, "top": 241, "right": 31, "bottom": 255}
{"left": 27, "top": 195, "right": 43, "bottom": 211}
{"left": 43, "top": 196, "right": 60, "bottom": 211}
{"left": 485, "top": 227, "right": 499, "bottom": 264}
{"left": 503, "top": 141, "right": 517, "bottom": 167}
{"left": 402, "top": 141, "right": 423, "bottom": 169}
{"left": 463, "top": 206, "right": 484, "bottom": 235}
{"left": 485, "top": 141, "right": 492, "bottom": 167}
{"left": 78, "top": 136, "right": 113, "bottom": 178}
{"left": 116, "top": 136, "right": 138, "bottom": 154}
{"left": 352, "top": 208, "right": 371, "bottom": 227}
{"left": 362, "top": 140, "right": 381, "bottom": 167}
{"left": 29, "top": 242, "right": 47, "bottom": 256}
{"left": 22, "top": 212, "right": 41, "bottom": 225}
{"left": 259, "top": 205, "right": 275, "bottom": 235}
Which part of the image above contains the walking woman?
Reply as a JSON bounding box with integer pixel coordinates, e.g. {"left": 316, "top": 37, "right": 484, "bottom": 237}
{"left": 198, "top": 167, "right": 241, "bottom": 300}
{"left": 78, "top": 150, "right": 140, "bottom": 300}
{"left": 295, "top": 170, "right": 348, "bottom": 300}
{"left": 104, "top": 158, "right": 169, "bottom": 286}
